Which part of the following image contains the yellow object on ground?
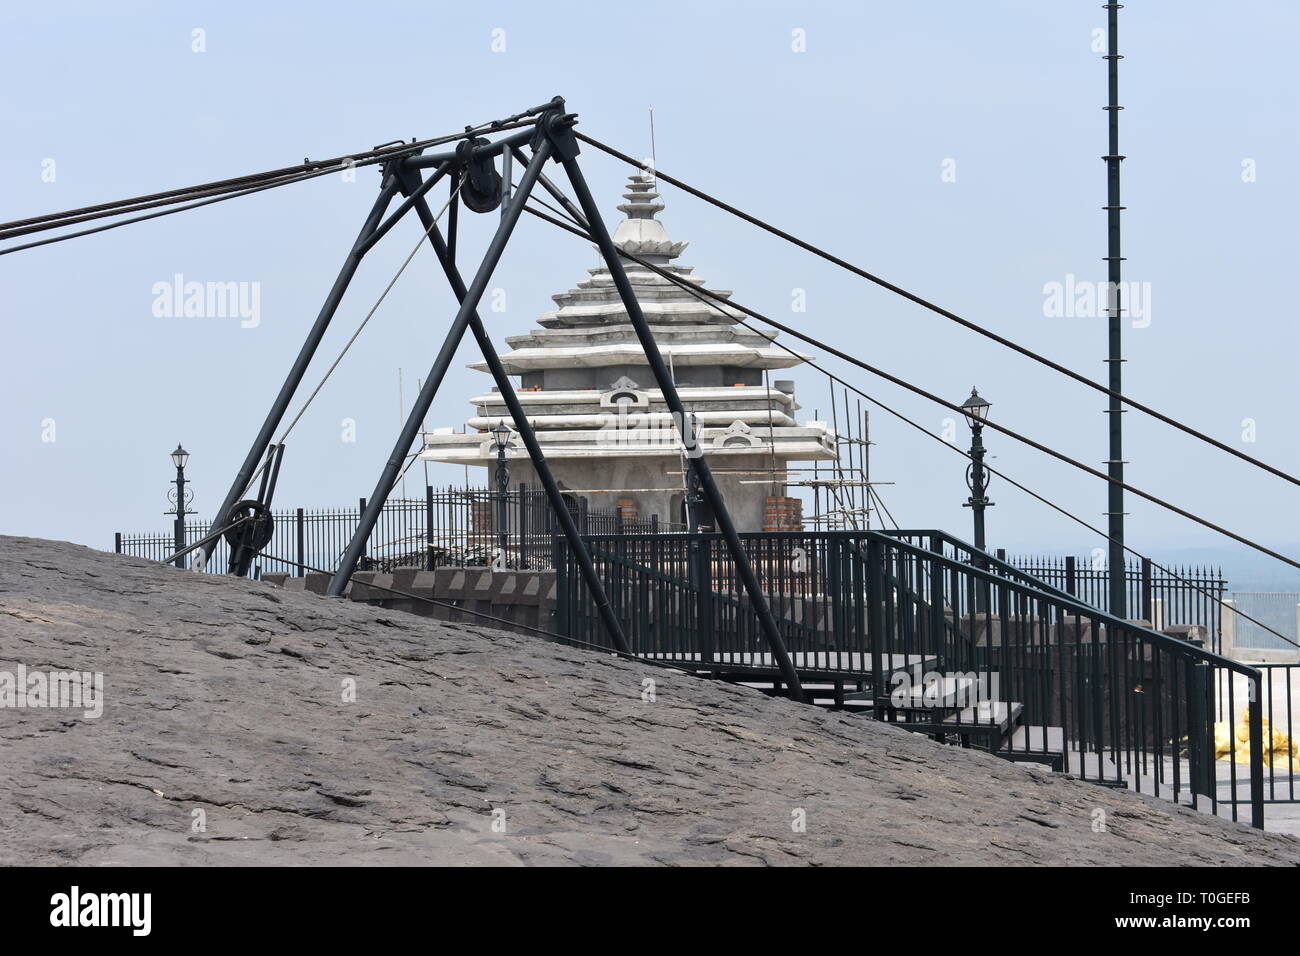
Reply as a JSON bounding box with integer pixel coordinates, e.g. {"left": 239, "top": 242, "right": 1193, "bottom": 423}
{"left": 1214, "top": 714, "right": 1300, "bottom": 768}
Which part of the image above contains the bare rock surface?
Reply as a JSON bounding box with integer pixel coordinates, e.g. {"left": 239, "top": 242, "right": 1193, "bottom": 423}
{"left": 1, "top": 535, "right": 1297, "bottom": 866}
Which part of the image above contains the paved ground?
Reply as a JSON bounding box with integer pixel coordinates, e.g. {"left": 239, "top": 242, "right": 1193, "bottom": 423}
{"left": 2, "top": 535, "right": 1299, "bottom": 866}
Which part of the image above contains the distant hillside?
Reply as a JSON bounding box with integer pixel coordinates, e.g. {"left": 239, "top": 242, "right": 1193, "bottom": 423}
{"left": 1146, "top": 544, "right": 1300, "bottom": 594}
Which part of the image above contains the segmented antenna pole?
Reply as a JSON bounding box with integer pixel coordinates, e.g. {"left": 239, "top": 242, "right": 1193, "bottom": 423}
{"left": 1103, "top": 3, "right": 1128, "bottom": 618}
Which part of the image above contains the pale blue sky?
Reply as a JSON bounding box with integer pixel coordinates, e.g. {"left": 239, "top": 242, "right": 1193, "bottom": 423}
{"left": 2, "top": 0, "right": 1297, "bottom": 586}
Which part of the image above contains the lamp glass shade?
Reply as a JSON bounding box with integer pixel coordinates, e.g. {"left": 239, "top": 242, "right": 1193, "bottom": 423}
{"left": 171, "top": 444, "right": 189, "bottom": 469}
{"left": 492, "top": 423, "right": 511, "bottom": 448}
{"left": 960, "top": 388, "right": 991, "bottom": 423}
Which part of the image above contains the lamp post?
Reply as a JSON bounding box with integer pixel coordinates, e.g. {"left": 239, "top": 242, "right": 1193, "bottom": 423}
{"left": 166, "top": 443, "right": 194, "bottom": 568}
{"left": 682, "top": 413, "right": 704, "bottom": 533}
{"left": 492, "top": 421, "right": 511, "bottom": 564}
{"left": 960, "top": 389, "right": 993, "bottom": 552}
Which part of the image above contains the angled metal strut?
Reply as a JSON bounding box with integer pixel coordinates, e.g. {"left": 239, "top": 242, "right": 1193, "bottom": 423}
{"left": 200, "top": 170, "right": 403, "bottom": 570}
{"left": 324, "top": 127, "right": 632, "bottom": 654}
{"left": 209, "top": 100, "right": 803, "bottom": 701}
{"left": 541, "top": 109, "right": 806, "bottom": 702}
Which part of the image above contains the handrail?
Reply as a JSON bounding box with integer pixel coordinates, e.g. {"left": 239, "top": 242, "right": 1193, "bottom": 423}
{"left": 878, "top": 529, "right": 1261, "bottom": 678}
{"left": 573, "top": 526, "right": 1266, "bottom": 828}
{"left": 879, "top": 529, "right": 1079, "bottom": 601}
{"left": 583, "top": 528, "right": 1262, "bottom": 679}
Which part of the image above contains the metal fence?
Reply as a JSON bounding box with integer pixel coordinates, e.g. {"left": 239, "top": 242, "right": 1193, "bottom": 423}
{"left": 556, "top": 529, "right": 1266, "bottom": 826}
{"left": 1237, "top": 663, "right": 1300, "bottom": 803}
{"left": 1005, "top": 552, "right": 1227, "bottom": 651}
{"left": 1229, "top": 593, "right": 1299, "bottom": 653}
{"left": 115, "top": 485, "right": 685, "bottom": 576}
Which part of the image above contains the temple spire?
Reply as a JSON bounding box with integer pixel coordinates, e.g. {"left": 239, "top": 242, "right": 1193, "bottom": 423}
{"left": 612, "top": 173, "right": 686, "bottom": 261}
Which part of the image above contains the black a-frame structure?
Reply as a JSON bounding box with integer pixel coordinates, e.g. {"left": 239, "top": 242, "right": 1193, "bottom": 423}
{"left": 199, "top": 98, "right": 806, "bottom": 701}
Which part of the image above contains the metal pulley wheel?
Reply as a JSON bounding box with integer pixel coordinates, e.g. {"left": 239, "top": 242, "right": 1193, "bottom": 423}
{"left": 456, "top": 137, "right": 502, "bottom": 214}
{"left": 223, "top": 499, "right": 275, "bottom": 553}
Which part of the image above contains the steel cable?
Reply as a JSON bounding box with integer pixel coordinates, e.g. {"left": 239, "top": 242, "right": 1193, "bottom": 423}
{"left": 0, "top": 118, "right": 539, "bottom": 239}
{"left": 575, "top": 132, "right": 1300, "bottom": 493}
{"left": 522, "top": 200, "right": 1300, "bottom": 645}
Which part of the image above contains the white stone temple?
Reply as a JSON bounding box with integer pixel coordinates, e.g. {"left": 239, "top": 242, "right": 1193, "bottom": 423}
{"left": 419, "top": 173, "right": 837, "bottom": 531}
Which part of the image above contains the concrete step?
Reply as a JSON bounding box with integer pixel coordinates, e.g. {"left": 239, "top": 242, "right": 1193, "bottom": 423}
{"left": 942, "top": 700, "right": 1023, "bottom": 735}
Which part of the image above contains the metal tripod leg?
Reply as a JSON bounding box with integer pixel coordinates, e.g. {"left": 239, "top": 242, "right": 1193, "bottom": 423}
{"left": 326, "top": 141, "right": 553, "bottom": 597}
{"left": 406, "top": 195, "right": 632, "bottom": 655}
{"left": 204, "top": 173, "right": 402, "bottom": 572}
{"left": 553, "top": 130, "right": 805, "bottom": 702}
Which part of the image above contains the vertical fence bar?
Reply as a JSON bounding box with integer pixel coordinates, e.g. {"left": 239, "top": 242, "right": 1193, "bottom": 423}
{"left": 1249, "top": 672, "right": 1265, "bottom": 828}
{"left": 867, "top": 535, "right": 885, "bottom": 712}
{"left": 425, "top": 486, "right": 435, "bottom": 570}
{"left": 1141, "top": 557, "right": 1153, "bottom": 623}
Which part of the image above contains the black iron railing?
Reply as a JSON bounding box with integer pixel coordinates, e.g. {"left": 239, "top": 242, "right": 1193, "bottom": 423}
{"left": 115, "top": 485, "right": 684, "bottom": 575}
{"left": 1252, "top": 664, "right": 1300, "bottom": 804}
{"left": 1007, "top": 552, "right": 1227, "bottom": 651}
{"left": 556, "top": 528, "right": 1266, "bottom": 827}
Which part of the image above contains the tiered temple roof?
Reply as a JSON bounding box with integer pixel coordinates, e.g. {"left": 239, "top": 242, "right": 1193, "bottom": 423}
{"left": 420, "top": 173, "right": 836, "bottom": 529}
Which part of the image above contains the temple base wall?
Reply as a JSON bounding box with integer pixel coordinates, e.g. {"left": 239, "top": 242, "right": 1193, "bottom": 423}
{"left": 504, "top": 453, "right": 788, "bottom": 532}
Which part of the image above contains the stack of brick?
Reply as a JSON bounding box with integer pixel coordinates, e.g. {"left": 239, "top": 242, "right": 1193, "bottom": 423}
{"left": 762, "top": 495, "right": 803, "bottom": 532}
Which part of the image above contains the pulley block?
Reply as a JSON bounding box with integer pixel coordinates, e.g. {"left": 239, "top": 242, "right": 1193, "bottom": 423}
{"left": 456, "top": 137, "right": 502, "bottom": 214}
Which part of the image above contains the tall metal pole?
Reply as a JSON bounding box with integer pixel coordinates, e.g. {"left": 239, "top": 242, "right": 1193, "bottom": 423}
{"left": 172, "top": 463, "right": 187, "bottom": 568}
{"left": 326, "top": 142, "right": 554, "bottom": 598}
{"left": 1104, "top": 2, "right": 1127, "bottom": 618}
{"left": 965, "top": 420, "right": 991, "bottom": 551}
{"left": 552, "top": 115, "right": 805, "bottom": 702}
{"left": 494, "top": 431, "right": 510, "bottom": 559}
{"left": 202, "top": 173, "right": 402, "bottom": 570}
{"left": 403, "top": 184, "right": 633, "bottom": 655}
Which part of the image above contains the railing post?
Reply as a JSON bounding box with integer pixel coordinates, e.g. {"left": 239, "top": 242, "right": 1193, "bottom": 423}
{"left": 553, "top": 534, "right": 569, "bottom": 639}
{"left": 425, "top": 486, "right": 435, "bottom": 571}
{"left": 1249, "top": 671, "right": 1266, "bottom": 829}
{"left": 828, "top": 534, "right": 844, "bottom": 657}
{"left": 296, "top": 508, "right": 305, "bottom": 578}
{"left": 517, "top": 482, "right": 528, "bottom": 570}
{"left": 358, "top": 497, "right": 368, "bottom": 571}
{"left": 1141, "top": 556, "right": 1153, "bottom": 623}
{"left": 866, "top": 535, "right": 886, "bottom": 715}
{"left": 1186, "top": 660, "right": 1214, "bottom": 802}
{"left": 693, "top": 535, "right": 714, "bottom": 665}
{"left": 612, "top": 512, "right": 626, "bottom": 630}
{"left": 1065, "top": 555, "right": 1077, "bottom": 597}
{"left": 114, "top": 532, "right": 122, "bottom": 554}
{"left": 930, "top": 534, "right": 945, "bottom": 667}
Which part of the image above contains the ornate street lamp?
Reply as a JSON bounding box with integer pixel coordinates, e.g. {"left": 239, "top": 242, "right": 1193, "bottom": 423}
{"left": 492, "top": 422, "right": 511, "bottom": 563}
{"left": 682, "top": 413, "right": 705, "bottom": 533}
{"left": 166, "top": 444, "right": 195, "bottom": 568}
{"left": 959, "top": 389, "right": 994, "bottom": 552}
